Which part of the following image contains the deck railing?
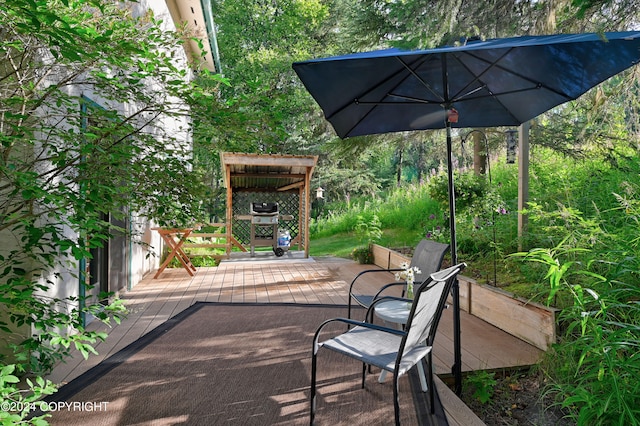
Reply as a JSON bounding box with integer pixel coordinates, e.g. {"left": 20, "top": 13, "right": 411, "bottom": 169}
{"left": 181, "top": 223, "right": 246, "bottom": 259}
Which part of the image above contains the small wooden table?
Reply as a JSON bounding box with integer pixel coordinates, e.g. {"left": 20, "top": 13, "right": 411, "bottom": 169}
{"left": 152, "top": 228, "right": 197, "bottom": 279}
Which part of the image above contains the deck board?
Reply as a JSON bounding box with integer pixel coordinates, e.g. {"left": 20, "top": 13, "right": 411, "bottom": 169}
{"left": 46, "top": 254, "right": 545, "bottom": 425}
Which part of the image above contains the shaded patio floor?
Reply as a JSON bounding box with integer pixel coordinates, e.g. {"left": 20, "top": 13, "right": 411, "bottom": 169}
{"left": 48, "top": 254, "right": 543, "bottom": 425}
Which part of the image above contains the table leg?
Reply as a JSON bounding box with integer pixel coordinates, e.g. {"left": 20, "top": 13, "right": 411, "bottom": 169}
{"left": 154, "top": 230, "right": 196, "bottom": 278}
{"left": 377, "top": 365, "right": 428, "bottom": 392}
{"left": 416, "top": 361, "right": 428, "bottom": 392}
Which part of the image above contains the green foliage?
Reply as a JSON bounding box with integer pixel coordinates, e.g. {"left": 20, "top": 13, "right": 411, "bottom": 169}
{"left": 0, "top": 1, "right": 218, "bottom": 422}
{"left": 354, "top": 214, "right": 382, "bottom": 246}
{"left": 311, "top": 206, "right": 371, "bottom": 238}
{"left": 336, "top": 0, "right": 640, "bottom": 53}
{"left": 350, "top": 246, "right": 374, "bottom": 264}
{"left": 428, "top": 170, "right": 515, "bottom": 257}
{"left": 0, "top": 364, "right": 56, "bottom": 425}
{"left": 512, "top": 184, "right": 640, "bottom": 424}
{"left": 205, "top": 0, "right": 333, "bottom": 155}
{"left": 170, "top": 255, "right": 220, "bottom": 268}
{"left": 379, "top": 184, "right": 442, "bottom": 232}
{"left": 428, "top": 172, "right": 488, "bottom": 212}
{"left": 466, "top": 370, "right": 498, "bottom": 404}
{"left": 350, "top": 214, "right": 382, "bottom": 264}
{"left": 311, "top": 183, "right": 443, "bottom": 241}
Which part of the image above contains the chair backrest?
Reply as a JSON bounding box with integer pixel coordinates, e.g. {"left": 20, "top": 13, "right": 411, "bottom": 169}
{"left": 401, "top": 263, "right": 466, "bottom": 354}
{"left": 409, "top": 240, "right": 450, "bottom": 282}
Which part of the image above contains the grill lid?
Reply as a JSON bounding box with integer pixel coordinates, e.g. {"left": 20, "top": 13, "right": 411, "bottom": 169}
{"left": 251, "top": 202, "right": 278, "bottom": 214}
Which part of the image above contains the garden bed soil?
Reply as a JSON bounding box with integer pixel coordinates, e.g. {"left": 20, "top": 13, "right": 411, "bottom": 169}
{"left": 460, "top": 371, "right": 575, "bottom": 425}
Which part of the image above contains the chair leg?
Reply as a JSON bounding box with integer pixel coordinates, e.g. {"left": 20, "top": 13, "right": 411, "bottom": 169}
{"left": 310, "top": 349, "right": 318, "bottom": 424}
{"left": 427, "top": 354, "right": 435, "bottom": 414}
{"left": 347, "top": 299, "right": 354, "bottom": 330}
{"left": 393, "top": 373, "right": 401, "bottom": 426}
{"left": 361, "top": 363, "right": 367, "bottom": 388}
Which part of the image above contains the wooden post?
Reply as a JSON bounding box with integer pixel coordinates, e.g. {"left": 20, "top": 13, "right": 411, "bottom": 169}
{"left": 225, "top": 163, "right": 233, "bottom": 257}
{"left": 518, "top": 121, "right": 530, "bottom": 251}
{"left": 304, "top": 167, "right": 311, "bottom": 258}
{"left": 298, "top": 185, "right": 304, "bottom": 253}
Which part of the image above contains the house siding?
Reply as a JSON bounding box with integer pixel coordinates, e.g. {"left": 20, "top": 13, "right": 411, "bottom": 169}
{"left": 1, "top": 0, "right": 197, "bottom": 348}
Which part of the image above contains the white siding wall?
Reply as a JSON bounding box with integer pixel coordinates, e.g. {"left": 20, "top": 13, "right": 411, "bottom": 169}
{"left": 30, "top": 0, "right": 194, "bottom": 323}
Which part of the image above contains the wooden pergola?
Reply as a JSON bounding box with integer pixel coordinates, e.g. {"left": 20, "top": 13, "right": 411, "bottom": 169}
{"left": 220, "top": 152, "right": 318, "bottom": 258}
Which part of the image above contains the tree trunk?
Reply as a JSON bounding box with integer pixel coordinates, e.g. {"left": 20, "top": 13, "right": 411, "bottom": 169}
{"left": 473, "top": 130, "right": 486, "bottom": 175}
{"left": 396, "top": 146, "right": 403, "bottom": 185}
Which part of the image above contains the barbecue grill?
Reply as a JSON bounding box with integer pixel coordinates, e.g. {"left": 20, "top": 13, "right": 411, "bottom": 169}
{"left": 249, "top": 202, "right": 289, "bottom": 256}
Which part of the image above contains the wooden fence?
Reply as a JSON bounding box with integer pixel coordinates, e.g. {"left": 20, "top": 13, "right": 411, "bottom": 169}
{"left": 181, "top": 223, "right": 246, "bottom": 259}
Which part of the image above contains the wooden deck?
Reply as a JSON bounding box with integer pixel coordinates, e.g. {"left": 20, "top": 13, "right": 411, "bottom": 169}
{"left": 48, "top": 253, "right": 543, "bottom": 425}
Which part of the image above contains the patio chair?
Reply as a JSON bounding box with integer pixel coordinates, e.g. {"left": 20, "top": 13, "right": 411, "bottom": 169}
{"left": 310, "top": 263, "right": 466, "bottom": 425}
{"left": 347, "top": 239, "right": 449, "bottom": 320}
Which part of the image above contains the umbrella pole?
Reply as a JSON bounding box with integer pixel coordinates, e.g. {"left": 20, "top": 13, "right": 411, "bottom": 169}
{"left": 445, "top": 120, "right": 463, "bottom": 395}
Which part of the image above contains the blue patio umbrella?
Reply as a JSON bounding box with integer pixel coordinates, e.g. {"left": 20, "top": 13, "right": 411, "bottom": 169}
{"left": 293, "top": 31, "right": 640, "bottom": 394}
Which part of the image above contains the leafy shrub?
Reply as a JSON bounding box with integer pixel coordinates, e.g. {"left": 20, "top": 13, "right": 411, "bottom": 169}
{"left": 0, "top": 364, "right": 56, "bottom": 424}
{"left": 513, "top": 191, "right": 640, "bottom": 424}
{"left": 354, "top": 214, "right": 382, "bottom": 246}
{"left": 466, "top": 370, "right": 498, "bottom": 404}
{"left": 428, "top": 171, "right": 488, "bottom": 211}
{"left": 351, "top": 246, "right": 373, "bottom": 264}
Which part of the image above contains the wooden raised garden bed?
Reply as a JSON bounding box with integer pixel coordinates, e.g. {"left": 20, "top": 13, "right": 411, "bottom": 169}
{"left": 371, "top": 244, "right": 557, "bottom": 351}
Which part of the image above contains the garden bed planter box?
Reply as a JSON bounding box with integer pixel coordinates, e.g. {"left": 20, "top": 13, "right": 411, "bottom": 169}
{"left": 371, "top": 244, "right": 557, "bottom": 351}
{"left": 457, "top": 275, "right": 558, "bottom": 351}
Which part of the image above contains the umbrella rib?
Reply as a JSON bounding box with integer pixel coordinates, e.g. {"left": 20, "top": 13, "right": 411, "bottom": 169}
{"left": 445, "top": 49, "right": 550, "bottom": 123}
{"left": 452, "top": 49, "right": 573, "bottom": 102}
{"left": 442, "top": 52, "right": 451, "bottom": 107}
{"left": 352, "top": 55, "right": 448, "bottom": 109}
{"left": 395, "top": 56, "right": 446, "bottom": 104}
{"left": 447, "top": 49, "right": 513, "bottom": 102}
{"left": 337, "top": 55, "right": 436, "bottom": 136}
{"left": 355, "top": 95, "right": 436, "bottom": 105}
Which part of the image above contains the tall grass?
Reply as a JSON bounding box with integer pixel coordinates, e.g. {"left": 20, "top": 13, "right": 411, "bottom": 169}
{"left": 377, "top": 183, "right": 443, "bottom": 230}
{"left": 311, "top": 182, "right": 443, "bottom": 241}
{"left": 511, "top": 159, "right": 640, "bottom": 424}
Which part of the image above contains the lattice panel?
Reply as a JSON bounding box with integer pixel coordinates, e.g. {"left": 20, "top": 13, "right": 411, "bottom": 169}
{"left": 232, "top": 191, "right": 300, "bottom": 245}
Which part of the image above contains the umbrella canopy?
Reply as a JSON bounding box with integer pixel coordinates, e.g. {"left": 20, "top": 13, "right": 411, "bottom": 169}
{"left": 293, "top": 32, "right": 640, "bottom": 138}
{"left": 293, "top": 31, "right": 640, "bottom": 395}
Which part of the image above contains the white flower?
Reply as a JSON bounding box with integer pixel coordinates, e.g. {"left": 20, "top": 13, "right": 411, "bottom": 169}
{"left": 394, "top": 264, "right": 422, "bottom": 285}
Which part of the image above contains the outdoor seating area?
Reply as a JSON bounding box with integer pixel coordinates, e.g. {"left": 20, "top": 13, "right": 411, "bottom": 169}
{"left": 348, "top": 239, "right": 450, "bottom": 320}
{"left": 5, "top": 2, "right": 640, "bottom": 424}
{"left": 312, "top": 263, "right": 466, "bottom": 425}
{"left": 46, "top": 256, "right": 543, "bottom": 425}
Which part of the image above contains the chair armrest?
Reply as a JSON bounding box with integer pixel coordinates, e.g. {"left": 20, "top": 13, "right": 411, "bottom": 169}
{"left": 312, "top": 317, "right": 405, "bottom": 353}
{"left": 348, "top": 268, "right": 403, "bottom": 294}
{"left": 372, "top": 282, "right": 406, "bottom": 300}
{"left": 430, "top": 263, "right": 466, "bottom": 282}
